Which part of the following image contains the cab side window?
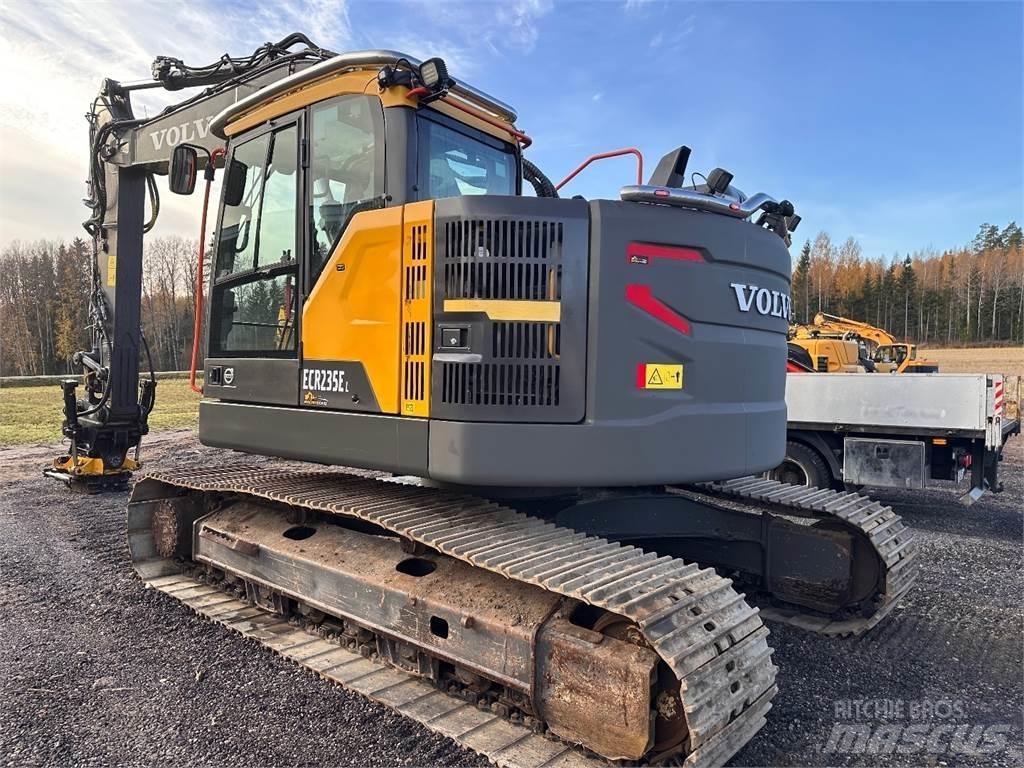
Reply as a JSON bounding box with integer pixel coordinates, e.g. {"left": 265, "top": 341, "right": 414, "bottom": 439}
{"left": 308, "top": 95, "right": 385, "bottom": 283}
{"left": 211, "top": 124, "right": 299, "bottom": 356}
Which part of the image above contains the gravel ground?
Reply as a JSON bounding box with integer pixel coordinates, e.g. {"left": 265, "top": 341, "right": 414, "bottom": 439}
{"left": 1, "top": 430, "right": 1021, "bottom": 767}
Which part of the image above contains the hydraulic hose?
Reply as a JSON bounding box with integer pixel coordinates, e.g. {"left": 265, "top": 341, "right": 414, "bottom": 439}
{"left": 523, "top": 158, "right": 558, "bottom": 198}
{"left": 189, "top": 148, "right": 225, "bottom": 394}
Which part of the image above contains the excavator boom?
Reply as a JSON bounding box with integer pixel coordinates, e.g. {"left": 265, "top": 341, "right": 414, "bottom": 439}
{"left": 48, "top": 35, "right": 336, "bottom": 488}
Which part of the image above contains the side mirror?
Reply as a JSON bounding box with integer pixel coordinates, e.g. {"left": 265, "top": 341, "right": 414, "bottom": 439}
{"left": 224, "top": 158, "right": 247, "bottom": 207}
{"left": 169, "top": 144, "right": 198, "bottom": 195}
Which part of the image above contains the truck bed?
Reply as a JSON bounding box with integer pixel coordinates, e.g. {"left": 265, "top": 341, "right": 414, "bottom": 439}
{"left": 786, "top": 373, "right": 1007, "bottom": 438}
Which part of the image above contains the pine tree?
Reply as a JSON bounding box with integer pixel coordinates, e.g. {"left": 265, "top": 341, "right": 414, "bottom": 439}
{"left": 898, "top": 256, "right": 917, "bottom": 340}
{"left": 792, "top": 240, "right": 812, "bottom": 322}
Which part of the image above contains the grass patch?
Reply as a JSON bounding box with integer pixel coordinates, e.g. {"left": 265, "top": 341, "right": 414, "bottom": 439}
{"left": 0, "top": 380, "right": 200, "bottom": 447}
{"left": 922, "top": 347, "right": 1024, "bottom": 379}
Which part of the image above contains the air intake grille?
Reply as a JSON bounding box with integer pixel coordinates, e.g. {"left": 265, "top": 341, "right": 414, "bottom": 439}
{"left": 403, "top": 321, "right": 427, "bottom": 402}
{"left": 492, "top": 322, "right": 560, "bottom": 359}
{"left": 401, "top": 219, "right": 431, "bottom": 417}
{"left": 431, "top": 198, "right": 588, "bottom": 424}
{"left": 441, "top": 363, "right": 560, "bottom": 407}
{"left": 442, "top": 220, "right": 564, "bottom": 301}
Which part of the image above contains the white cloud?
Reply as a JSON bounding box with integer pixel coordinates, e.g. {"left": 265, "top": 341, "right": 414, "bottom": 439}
{"left": 680, "top": 12, "right": 697, "bottom": 38}
{"left": 384, "top": 32, "right": 477, "bottom": 76}
{"left": 495, "top": 0, "right": 554, "bottom": 52}
{"left": 0, "top": 1, "right": 355, "bottom": 245}
{"left": 592, "top": 93, "right": 603, "bottom": 102}
{"left": 652, "top": 13, "right": 696, "bottom": 51}
{"left": 0, "top": 0, "right": 557, "bottom": 247}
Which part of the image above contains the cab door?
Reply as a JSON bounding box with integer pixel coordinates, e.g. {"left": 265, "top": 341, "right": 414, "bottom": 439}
{"left": 203, "top": 112, "right": 303, "bottom": 405}
{"left": 299, "top": 94, "right": 400, "bottom": 414}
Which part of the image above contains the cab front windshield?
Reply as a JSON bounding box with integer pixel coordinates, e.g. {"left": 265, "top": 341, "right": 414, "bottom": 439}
{"left": 417, "top": 115, "right": 517, "bottom": 199}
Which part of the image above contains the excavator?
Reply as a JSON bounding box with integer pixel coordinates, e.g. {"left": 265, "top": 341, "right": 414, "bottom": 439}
{"left": 787, "top": 329, "right": 871, "bottom": 373}
{"left": 46, "top": 35, "right": 916, "bottom": 766}
{"left": 792, "top": 312, "right": 939, "bottom": 373}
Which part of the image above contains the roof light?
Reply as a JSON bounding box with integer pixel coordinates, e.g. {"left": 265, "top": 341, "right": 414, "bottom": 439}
{"left": 419, "top": 58, "right": 451, "bottom": 91}
{"left": 707, "top": 167, "right": 734, "bottom": 194}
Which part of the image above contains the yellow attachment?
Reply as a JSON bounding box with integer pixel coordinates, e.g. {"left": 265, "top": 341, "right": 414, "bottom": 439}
{"left": 303, "top": 207, "right": 404, "bottom": 413}
{"left": 400, "top": 202, "right": 434, "bottom": 417}
{"left": 443, "top": 299, "right": 561, "bottom": 322}
{"left": 52, "top": 454, "right": 138, "bottom": 477}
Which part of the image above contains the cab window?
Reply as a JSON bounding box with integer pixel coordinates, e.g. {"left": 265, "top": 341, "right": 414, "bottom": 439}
{"left": 308, "top": 95, "right": 385, "bottom": 282}
{"left": 211, "top": 123, "right": 299, "bottom": 356}
{"left": 418, "top": 115, "right": 517, "bottom": 199}
{"left": 215, "top": 133, "right": 267, "bottom": 277}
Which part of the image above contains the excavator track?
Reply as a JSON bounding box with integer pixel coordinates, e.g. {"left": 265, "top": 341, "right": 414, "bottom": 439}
{"left": 129, "top": 465, "right": 778, "bottom": 767}
{"left": 693, "top": 476, "right": 918, "bottom": 636}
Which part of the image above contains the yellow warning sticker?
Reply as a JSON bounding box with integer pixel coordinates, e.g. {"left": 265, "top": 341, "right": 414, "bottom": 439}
{"left": 639, "top": 363, "right": 683, "bottom": 390}
{"left": 106, "top": 253, "right": 117, "bottom": 287}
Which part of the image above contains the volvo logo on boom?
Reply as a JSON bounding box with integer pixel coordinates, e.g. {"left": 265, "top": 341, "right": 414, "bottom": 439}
{"left": 148, "top": 116, "right": 214, "bottom": 151}
{"left": 730, "top": 283, "right": 791, "bottom": 318}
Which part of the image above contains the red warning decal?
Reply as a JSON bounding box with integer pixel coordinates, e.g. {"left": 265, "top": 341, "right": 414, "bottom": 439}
{"left": 627, "top": 242, "right": 704, "bottom": 265}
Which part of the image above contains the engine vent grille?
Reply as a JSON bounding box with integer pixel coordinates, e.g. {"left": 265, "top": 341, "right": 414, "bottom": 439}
{"left": 403, "top": 321, "right": 427, "bottom": 402}
{"left": 492, "top": 322, "right": 560, "bottom": 359}
{"left": 442, "top": 220, "right": 564, "bottom": 300}
{"left": 441, "top": 363, "right": 560, "bottom": 407}
{"left": 431, "top": 199, "right": 587, "bottom": 424}
{"left": 401, "top": 220, "right": 431, "bottom": 416}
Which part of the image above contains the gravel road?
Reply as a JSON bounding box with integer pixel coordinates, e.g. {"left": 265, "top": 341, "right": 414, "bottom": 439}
{"left": 1, "top": 431, "right": 1021, "bottom": 767}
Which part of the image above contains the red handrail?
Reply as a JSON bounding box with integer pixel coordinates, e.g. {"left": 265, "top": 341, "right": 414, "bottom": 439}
{"left": 406, "top": 89, "right": 533, "bottom": 148}
{"left": 555, "top": 148, "right": 644, "bottom": 192}
{"left": 189, "top": 147, "right": 225, "bottom": 395}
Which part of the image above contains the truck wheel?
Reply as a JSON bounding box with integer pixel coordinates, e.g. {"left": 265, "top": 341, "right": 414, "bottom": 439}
{"left": 768, "top": 441, "right": 832, "bottom": 489}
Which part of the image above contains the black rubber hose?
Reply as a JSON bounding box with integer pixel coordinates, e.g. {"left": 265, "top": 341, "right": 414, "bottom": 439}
{"left": 523, "top": 158, "right": 558, "bottom": 198}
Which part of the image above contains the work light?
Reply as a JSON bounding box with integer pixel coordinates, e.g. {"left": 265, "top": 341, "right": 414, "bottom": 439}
{"left": 419, "top": 58, "right": 451, "bottom": 91}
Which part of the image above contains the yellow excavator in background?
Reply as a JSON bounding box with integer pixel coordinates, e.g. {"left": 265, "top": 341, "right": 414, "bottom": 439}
{"left": 787, "top": 328, "right": 869, "bottom": 373}
{"left": 804, "top": 312, "right": 938, "bottom": 373}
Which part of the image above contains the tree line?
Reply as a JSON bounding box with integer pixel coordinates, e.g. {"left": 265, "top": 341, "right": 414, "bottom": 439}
{"left": 791, "top": 222, "right": 1023, "bottom": 345}
{"left": 1, "top": 237, "right": 200, "bottom": 377}
{"left": 2, "top": 221, "right": 1021, "bottom": 377}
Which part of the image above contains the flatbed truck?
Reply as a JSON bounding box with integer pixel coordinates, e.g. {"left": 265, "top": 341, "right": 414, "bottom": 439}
{"left": 774, "top": 373, "right": 1020, "bottom": 504}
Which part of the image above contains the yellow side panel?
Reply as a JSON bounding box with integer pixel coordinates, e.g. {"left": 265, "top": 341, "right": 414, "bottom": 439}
{"left": 442, "top": 299, "right": 561, "bottom": 322}
{"left": 303, "top": 207, "right": 404, "bottom": 413}
{"left": 400, "top": 201, "right": 434, "bottom": 417}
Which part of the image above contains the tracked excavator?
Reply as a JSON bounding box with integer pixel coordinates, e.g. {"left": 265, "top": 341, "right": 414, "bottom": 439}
{"left": 47, "top": 35, "right": 917, "bottom": 766}
{"left": 794, "top": 312, "right": 939, "bottom": 373}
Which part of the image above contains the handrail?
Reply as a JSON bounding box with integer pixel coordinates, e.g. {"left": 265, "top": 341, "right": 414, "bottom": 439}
{"left": 211, "top": 50, "right": 518, "bottom": 138}
{"left": 409, "top": 90, "right": 533, "bottom": 149}
{"left": 188, "top": 147, "right": 225, "bottom": 395}
{"left": 555, "top": 148, "right": 644, "bottom": 191}
{"left": 619, "top": 185, "right": 780, "bottom": 218}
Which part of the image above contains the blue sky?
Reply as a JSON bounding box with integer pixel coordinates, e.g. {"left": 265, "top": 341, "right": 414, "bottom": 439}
{"left": 1, "top": 0, "right": 1021, "bottom": 259}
